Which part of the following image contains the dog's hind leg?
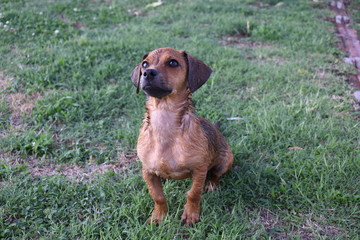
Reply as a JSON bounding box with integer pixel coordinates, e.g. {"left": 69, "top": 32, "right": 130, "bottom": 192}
{"left": 205, "top": 147, "right": 233, "bottom": 191}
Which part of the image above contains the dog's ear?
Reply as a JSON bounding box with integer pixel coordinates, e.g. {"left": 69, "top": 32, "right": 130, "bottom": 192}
{"left": 131, "top": 64, "right": 141, "bottom": 94}
{"left": 184, "top": 51, "right": 212, "bottom": 93}
{"left": 131, "top": 53, "right": 148, "bottom": 93}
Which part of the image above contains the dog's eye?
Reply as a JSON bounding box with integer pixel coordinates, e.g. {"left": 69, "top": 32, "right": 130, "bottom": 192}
{"left": 142, "top": 61, "right": 149, "bottom": 68}
{"left": 168, "top": 59, "right": 179, "bottom": 68}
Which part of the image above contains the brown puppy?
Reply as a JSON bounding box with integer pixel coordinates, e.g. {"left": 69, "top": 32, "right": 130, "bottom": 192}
{"left": 131, "top": 48, "right": 233, "bottom": 226}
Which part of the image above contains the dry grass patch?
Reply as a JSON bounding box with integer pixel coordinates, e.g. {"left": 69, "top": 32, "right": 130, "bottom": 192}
{"left": 221, "top": 35, "right": 272, "bottom": 49}
{"left": 0, "top": 71, "right": 42, "bottom": 127}
{"left": 250, "top": 209, "right": 344, "bottom": 239}
{"left": 6, "top": 92, "right": 42, "bottom": 126}
{"left": 2, "top": 151, "right": 138, "bottom": 182}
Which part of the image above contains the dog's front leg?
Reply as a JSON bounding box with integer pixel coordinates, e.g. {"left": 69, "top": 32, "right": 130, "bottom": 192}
{"left": 142, "top": 169, "right": 168, "bottom": 224}
{"left": 181, "top": 169, "right": 207, "bottom": 226}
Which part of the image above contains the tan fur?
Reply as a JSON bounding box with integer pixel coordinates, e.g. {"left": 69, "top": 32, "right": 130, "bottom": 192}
{"left": 132, "top": 48, "right": 233, "bottom": 225}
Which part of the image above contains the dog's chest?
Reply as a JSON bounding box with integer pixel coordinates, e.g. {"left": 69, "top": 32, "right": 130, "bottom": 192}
{"left": 140, "top": 142, "right": 191, "bottom": 179}
{"left": 138, "top": 111, "right": 192, "bottom": 179}
{"left": 146, "top": 153, "right": 190, "bottom": 179}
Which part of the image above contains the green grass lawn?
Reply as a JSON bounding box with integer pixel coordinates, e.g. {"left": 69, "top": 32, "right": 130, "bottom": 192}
{"left": 1, "top": 0, "right": 359, "bottom": 239}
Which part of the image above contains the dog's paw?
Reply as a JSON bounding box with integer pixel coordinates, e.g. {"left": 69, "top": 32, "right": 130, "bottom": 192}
{"left": 147, "top": 212, "right": 166, "bottom": 225}
{"left": 147, "top": 205, "right": 167, "bottom": 225}
{"left": 205, "top": 181, "right": 220, "bottom": 192}
{"left": 181, "top": 206, "right": 200, "bottom": 226}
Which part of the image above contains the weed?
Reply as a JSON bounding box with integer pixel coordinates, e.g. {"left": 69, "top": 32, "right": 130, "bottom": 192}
{"left": 11, "top": 131, "right": 54, "bottom": 157}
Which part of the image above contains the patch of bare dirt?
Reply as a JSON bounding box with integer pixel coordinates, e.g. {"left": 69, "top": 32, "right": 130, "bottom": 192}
{"left": 220, "top": 35, "right": 283, "bottom": 65}
{"left": 73, "top": 21, "right": 86, "bottom": 29}
{"left": 348, "top": 74, "right": 360, "bottom": 88}
{"left": 2, "top": 152, "right": 138, "bottom": 182}
{"left": 251, "top": 209, "right": 344, "bottom": 239}
{"left": 6, "top": 92, "right": 42, "bottom": 126}
{"left": 221, "top": 35, "right": 272, "bottom": 49}
{"left": 0, "top": 71, "right": 42, "bottom": 127}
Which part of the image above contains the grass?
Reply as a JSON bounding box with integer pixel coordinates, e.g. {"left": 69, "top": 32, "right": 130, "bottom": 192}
{"left": 0, "top": 0, "right": 359, "bottom": 239}
{"left": 349, "top": 0, "right": 360, "bottom": 34}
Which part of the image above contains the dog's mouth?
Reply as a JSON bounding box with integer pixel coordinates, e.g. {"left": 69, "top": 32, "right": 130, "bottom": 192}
{"left": 142, "top": 85, "right": 172, "bottom": 98}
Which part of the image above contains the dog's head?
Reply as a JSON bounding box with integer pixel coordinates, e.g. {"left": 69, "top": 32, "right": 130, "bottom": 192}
{"left": 131, "top": 48, "right": 212, "bottom": 98}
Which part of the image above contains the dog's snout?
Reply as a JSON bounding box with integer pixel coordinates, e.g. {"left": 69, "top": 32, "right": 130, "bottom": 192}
{"left": 143, "top": 69, "right": 157, "bottom": 79}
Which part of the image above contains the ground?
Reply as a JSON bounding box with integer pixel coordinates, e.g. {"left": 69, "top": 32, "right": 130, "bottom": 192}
{"left": 0, "top": 0, "right": 359, "bottom": 239}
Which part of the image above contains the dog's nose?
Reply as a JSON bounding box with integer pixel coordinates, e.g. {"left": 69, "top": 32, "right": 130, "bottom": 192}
{"left": 143, "top": 69, "right": 157, "bottom": 80}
